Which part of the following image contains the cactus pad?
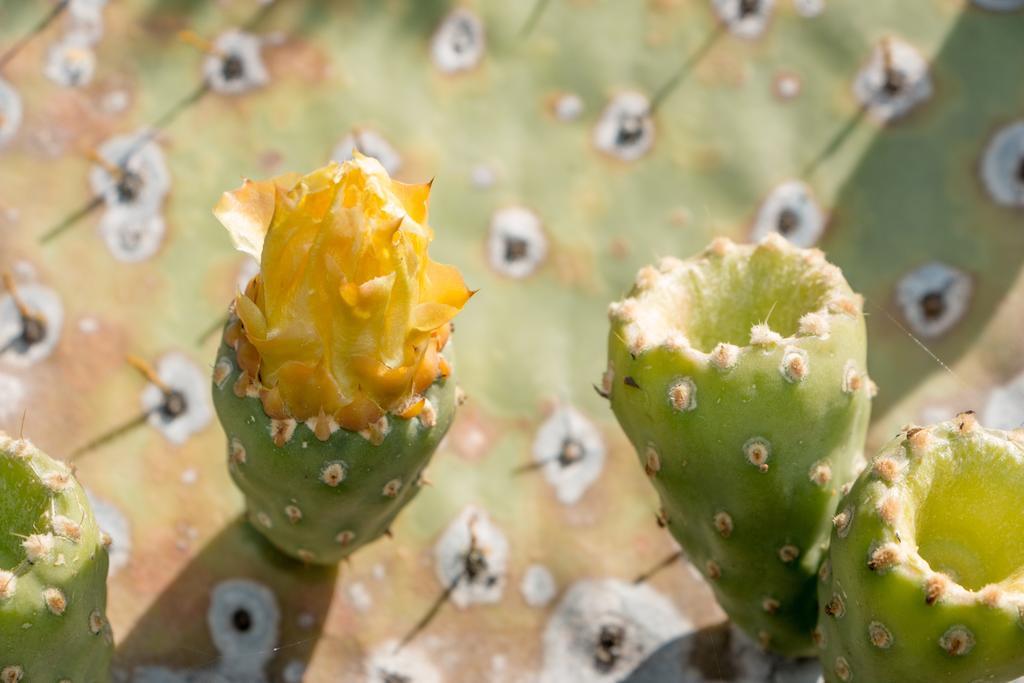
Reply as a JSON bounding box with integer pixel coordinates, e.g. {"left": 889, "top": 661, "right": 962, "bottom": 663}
{"left": 607, "top": 235, "right": 872, "bottom": 656}
{"left": 0, "top": 434, "right": 112, "bottom": 681}
{"left": 1, "top": 0, "right": 1023, "bottom": 678}
{"left": 817, "top": 414, "right": 1024, "bottom": 683}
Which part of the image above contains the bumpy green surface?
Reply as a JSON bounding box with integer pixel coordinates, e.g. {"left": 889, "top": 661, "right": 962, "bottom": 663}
{"left": 0, "top": 434, "right": 112, "bottom": 682}
{"left": 817, "top": 416, "right": 1024, "bottom": 683}
{"left": 212, "top": 328, "right": 457, "bottom": 565}
{"left": 608, "top": 237, "right": 872, "bottom": 657}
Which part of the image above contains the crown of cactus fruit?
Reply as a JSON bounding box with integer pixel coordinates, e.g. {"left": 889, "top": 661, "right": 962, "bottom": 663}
{"left": 211, "top": 154, "right": 472, "bottom": 565}
{"left": 0, "top": 434, "right": 113, "bottom": 682}
{"left": 817, "top": 413, "right": 1024, "bottom": 683}
{"left": 605, "top": 234, "right": 873, "bottom": 657}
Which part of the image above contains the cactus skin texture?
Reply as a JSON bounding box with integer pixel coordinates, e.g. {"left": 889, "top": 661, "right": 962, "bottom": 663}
{"left": 817, "top": 414, "right": 1024, "bottom": 683}
{"left": 212, "top": 334, "right": 455, "bottom": 565}
{"left": 0, "top": 434, "right": 113, "bottom": 681}
{"left": 607, "top": 234, "right": 873, "bottom": 657}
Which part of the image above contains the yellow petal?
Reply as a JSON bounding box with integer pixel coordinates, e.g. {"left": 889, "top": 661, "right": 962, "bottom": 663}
{"left": 235, "top": 293, "right": 267, "bottom": 340}
{"left": 213, "top": 179, "right": 278, "bottom": 260}
{"left": 218, "top": 156, "right": 473, "bottom": 427}
{"left": 411, "top": 303, "right": 460, "bottom": 331}
{"left": 391, "top": 180, "right": 432, "bottom": 225}
{"left": 425, "top": 260, "right": 474, "bottom": 308}
{"left": 379, "top": 234, "right": 414, "bottom": 368}
{"left": 357, "top": 273, "right": 397, "bottom": 305}
{"left": 276, "top": 361, "right": 346, "bottom": 417}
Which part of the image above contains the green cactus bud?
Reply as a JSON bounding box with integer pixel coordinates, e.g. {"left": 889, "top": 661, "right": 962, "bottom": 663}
{"left": 606, "top": 234, "right": 873, "bottom": 656}
{"left": 0, "top": 434, "right": 112, "bottom": 681}
{"left": 817, "top": 414, "right": 1024, "bottom": 682}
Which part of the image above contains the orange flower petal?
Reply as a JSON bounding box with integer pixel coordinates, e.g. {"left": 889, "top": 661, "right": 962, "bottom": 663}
{"left": 214, "top": 179, "right": 278, "bottom": 261}
{"left": 391, "top": 180, "right": 432, "bottom": 225}
{"left": 411, "top": 303, "right": 460, "bottom": 332}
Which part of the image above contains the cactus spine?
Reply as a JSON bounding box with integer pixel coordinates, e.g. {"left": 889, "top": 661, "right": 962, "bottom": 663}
{"left": 211, "top": 155, "right": 471, "bottom": 564}
{"left": 0, "top": 434, "right": 113, "bottom": 681}
{"left": 817, "top": 414, "right": 1024, "bottom": 682}
{"left": 606, "top": 235, "right": 872, "bottom": 656}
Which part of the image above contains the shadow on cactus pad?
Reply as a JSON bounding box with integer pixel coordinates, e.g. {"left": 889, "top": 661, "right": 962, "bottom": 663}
{"left": 115, "top": 516, "right": 336, "bottom": 681}
{"left": 623, "top": 621, "right": 822, "bottom": 683}
{"left": 823, "top": 10, "right": 1024, "bottom": 417}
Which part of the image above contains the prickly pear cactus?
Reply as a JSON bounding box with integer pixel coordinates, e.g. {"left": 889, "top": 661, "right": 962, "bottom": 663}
{"left": 607, "top": 235, "right": 872, "bottom": 656}
{"left": 210, "top": 156, "right": 469, "bottom": 564}
{"left": 0, "top": 0, "right": 1023, "bottom": 680}
{"left": 0, "top": 433, "right": 113, "bottom": 682}
{"left": 817, "top": 413, "right": 1024, "bottom": 683}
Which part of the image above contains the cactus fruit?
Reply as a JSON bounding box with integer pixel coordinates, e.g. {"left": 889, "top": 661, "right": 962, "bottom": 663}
{"left": 211, "top": 155, "right": 471, "bottom": 564}
{"left": 817, "top": 414, "right": 1024, "bottom": 683}
{"left": 0, "top": 433, "right": 112, "bottom": 681}
{"left": 606, "top": 235, "right": 873, "bottom": 657}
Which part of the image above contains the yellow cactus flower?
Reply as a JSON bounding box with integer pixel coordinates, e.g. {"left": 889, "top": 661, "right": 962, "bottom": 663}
{"left": 214, "top": 154, "right": 472, "bottom": 430}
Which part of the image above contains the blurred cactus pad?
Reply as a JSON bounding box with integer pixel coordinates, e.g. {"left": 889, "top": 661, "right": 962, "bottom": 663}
{"left": 0, "top": 0, "right": 1023, "bottom": 680}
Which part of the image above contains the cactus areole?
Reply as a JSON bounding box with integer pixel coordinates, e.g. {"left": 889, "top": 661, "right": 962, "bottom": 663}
{"left": 818, "top": 415, "right": 1024, "bottom": 682}
{"left": 606, "top": 235, "right": 873, "bottom": 657}
{"left": 212, "top": 155, "right": 471, "bottom": 564}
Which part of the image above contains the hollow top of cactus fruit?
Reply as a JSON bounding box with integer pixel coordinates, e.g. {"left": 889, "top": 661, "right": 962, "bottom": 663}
{"left": 214, "top": 154, "right": 473, "bottom": 429}
{"left": 878, "top": 416, "right": 1024, "bottom": 598}
{"left": 608, "top": 234, "right": 861, "bottom": 360}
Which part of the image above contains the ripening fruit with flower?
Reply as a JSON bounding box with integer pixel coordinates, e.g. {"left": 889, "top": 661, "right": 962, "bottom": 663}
{"left": 211, "top": 154, "right": 471, "bottom": 564}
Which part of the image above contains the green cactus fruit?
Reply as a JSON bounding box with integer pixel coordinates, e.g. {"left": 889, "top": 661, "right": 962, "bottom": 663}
{"left": 817, "top": 413, "right": 1024, "bottom": 683}
{"left": 212, "top": 332, "right": 456, "bottom": 565}
{"left": 606, "top": 234, "right": 873, "bottom": 657}
{"left": 0, "top": 433, "right": 113, "bottom": 682}
{"left": 210, "top": 156, "right": 471, "bottom": 565}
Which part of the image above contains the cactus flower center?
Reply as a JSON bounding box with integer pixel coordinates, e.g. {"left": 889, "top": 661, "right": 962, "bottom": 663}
{"left": 214, "top": 154, "right": 472, "bottom": 429}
